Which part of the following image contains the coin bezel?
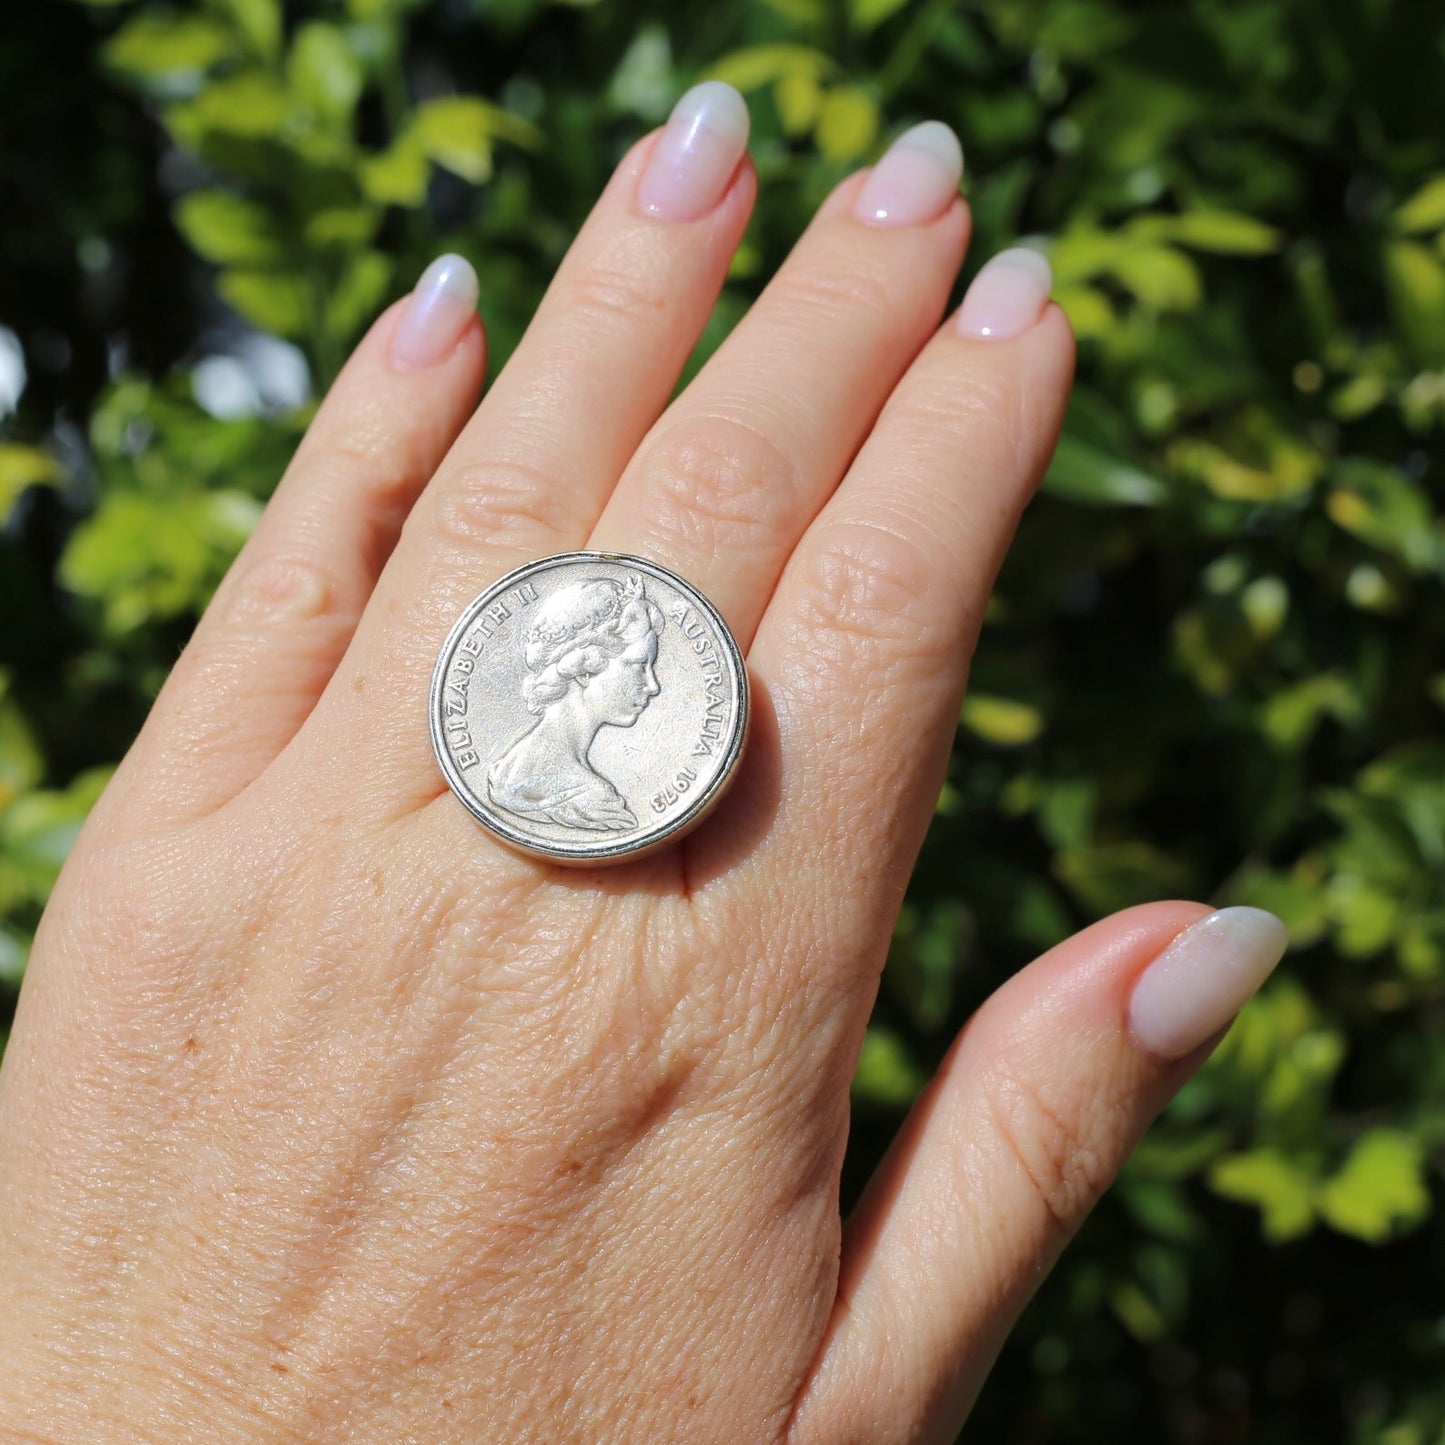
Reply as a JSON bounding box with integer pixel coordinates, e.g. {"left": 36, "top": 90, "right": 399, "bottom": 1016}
{"left": 429, "top": 551, "right": 750, "bottom": 865}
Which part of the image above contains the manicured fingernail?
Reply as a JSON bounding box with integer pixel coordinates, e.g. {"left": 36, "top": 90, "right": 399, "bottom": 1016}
{"left": 1129, "top": 907, "right": 1289, "bottom": 1060}
{"left": 852, "top": 121, "right": 964, "bottom": 227}
{"left": 389, "top": 254, "right": 479, "bottom": 373}
{"left": 637, "top": 81, "right": 750, "bottom": 222}
{"left": 955, "top": 247, "right": 1053, "bottom": 339}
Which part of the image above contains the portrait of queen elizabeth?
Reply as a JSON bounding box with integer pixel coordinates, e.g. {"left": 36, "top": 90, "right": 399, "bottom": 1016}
{"left": 486, "top": 572, "right": 665, "bottom": 833}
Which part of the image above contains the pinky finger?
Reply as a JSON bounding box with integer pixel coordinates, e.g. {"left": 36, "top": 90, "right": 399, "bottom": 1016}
{"left": 787, "top": 903, "right": 1289, "bottom": 1445}
{"left": 118, "top": 257, "right": 485, "bottom": 826}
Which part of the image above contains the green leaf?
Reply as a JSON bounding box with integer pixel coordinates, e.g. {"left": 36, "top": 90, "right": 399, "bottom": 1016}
{"left": 0, "top": 683, "right": 44, "bottom": 813}
{"left": 1260, "top": 674, "right": 1360, "bottom": 751}
{"left": 60, "top": 492, "right": 259, "bottom": 634}
{"left": 0, "top": 445, "right": 61, "bottom": 520}
{"left": 1044, "top": 433, "right": 1167, "bottom": 506}
{"left": 961, "top": 694, "right": 1045, "bottom": 746}
{"left": 103, "top": 12, "right": 233, "bottom": 84}
{"left": 851, "top": 1026, "right": 928, "bottom": 1108}
{"left": 288, "top": 22, "right": 364, "bottom": 129}
{"left": 1318, "top": 1131, "right": 1431, "bottom": 1243}
{"left": 706, "top": 45, "right": 834, "bottom": 93}
{"left": 166, "top": 71, "right": 292, "bottom": 145}
{"left": 217, "top": 269, "right": 310, "bottom": 337}
{"left": 0, "top": 925, "right": 29, "bottom": 988}
{"left": 360, "top": 133, "right": 431, "bottom": 207}
{"left": 1384, "top": 240, "right": 1445, "bottom": 364}
{"left": 174, "top": 190, "right": 285, "bottom": 266}
{"left": 850, "top": 0, "right": 912, "bottom": 32}
{"left": 1396, "top": 175, "right": 1445, "bottom": 235}
{"left": 1210, "top": 1149, "right": 1318, "bottom": 1241}
{"left": 302, "top": 206, "right": 380, "bottom": 251}
{"left": 1133, "top": 209, "right": 1282, "bottom": 254}
{"left": 323, "top": 251, "right": 392, "bottom": 343}
{"left": 1054, "top": 841, "right": 1193, "bottom": 915}
{"left": 1111, "top": 244, "right": 1202, "bottom": 311}
{"left": 213, "top": 0, "right": 281, "bottom": 61}
{"left": 410, "top": 97, "right": 540, "bottom": 185}
{"left": 1325, "top": 459, "right": 1442, "bottom": 573}
{"left": 773, "top": 71, "right": 822, "bottom": 137}
{"left": 814, "top": 86, "right": 878, "bottom": 164}
{"left": 1053, "top": 284, "right": 1113, "bottom": 340}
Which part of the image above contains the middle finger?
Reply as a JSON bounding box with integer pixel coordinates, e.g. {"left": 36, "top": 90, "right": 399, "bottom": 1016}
{"left": 587, "top": 121, "right": 968, "bottom": 649}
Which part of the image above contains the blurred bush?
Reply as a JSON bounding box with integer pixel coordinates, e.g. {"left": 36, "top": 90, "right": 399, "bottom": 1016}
{"left": 3, "top": 0, "right": 1445, "bottom": 1437}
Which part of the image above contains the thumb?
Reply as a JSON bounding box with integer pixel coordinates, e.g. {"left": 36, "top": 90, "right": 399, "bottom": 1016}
{"left": 788, "top": 901, "right": 1289, "bottom": 1445}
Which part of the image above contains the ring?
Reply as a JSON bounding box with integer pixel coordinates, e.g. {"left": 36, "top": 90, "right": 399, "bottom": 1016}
{"left": 430, "top": 552, "right": 750, "bottom": 865}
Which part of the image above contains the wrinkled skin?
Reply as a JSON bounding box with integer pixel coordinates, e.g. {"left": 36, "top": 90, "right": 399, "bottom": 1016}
{"left": 0, "top": 128, "right": 1213, "bottom": 1443}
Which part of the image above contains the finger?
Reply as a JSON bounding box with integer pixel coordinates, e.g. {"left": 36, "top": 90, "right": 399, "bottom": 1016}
{"left": 787, "top": 903, "right": 1290, "bottom": 1444}
{"left": 351, "top": 84, "right": 756, "bottom": 721}
{"left": 120, "top": 260, "right": 485, "bottom": 824}
{"left": 732, "top": 252, "right": 1072, "bottom": 927}
{"left": 588, "top": 123, "right": 967, "bottom": 650}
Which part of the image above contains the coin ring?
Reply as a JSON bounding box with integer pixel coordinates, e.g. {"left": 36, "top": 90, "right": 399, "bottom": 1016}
{"left": 429, "top": 552, "right": 750, "bottom": 865}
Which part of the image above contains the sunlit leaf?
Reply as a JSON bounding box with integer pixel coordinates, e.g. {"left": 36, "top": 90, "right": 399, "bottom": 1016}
{"left": 360, "top": 133, "right": 430, "bottom": 207}
{"left": 961, "top": 694, "right": 1045, "bottom": 746}
{"left": 214, "top": 0, "right": 281, "bottom": 61}
{"left": 851, "top": 1026, "right": 928, "bottom": 1108}
{"left": 774, "top": 70, "right": 822, "bottom": 136}
{"left": 0, "top": 445, "right": 61, "bottom": 520}
{"left": 1111, "top": 244, "right": 1202, "bottom": 311}
{"left": 217, "top": 269, "right": 310, "bottom": 337}
{"left": 323, "top": 251, "right": 392, "bottom": 343}
{"left": 850, "top": 0, "right": 912, "bottom": 33}
{"left": 166, "top": 71, "right": 292, "bottom": 144}
{"left": 1210, "top": 1149, "right": 1318, "bottom": 1241}
{"left": 815, "top": 86, "right": 878, "bottom": 163}
{"left": 174, "top": 190, "right": 285, "bottom": 266}
{"left": 288, "top": 22, "right": 364, "bottom": 129}
{"left": 1396, "top": 174, "right": 1445, "bottom": 235}
{"left": 706, "top": 45, "right": 834, "bottom": 93}
{"left": 1319, "top": 1131, "right": 1430, "bottom": 1243}
{"left": 1132, "top": 209, "right": 1282, "bottom": 254}
{"left": 103, "top": 12, "right": 232, "bottom": 85}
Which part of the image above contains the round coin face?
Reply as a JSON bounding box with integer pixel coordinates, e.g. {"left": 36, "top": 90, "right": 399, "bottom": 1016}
{"left": 430, "top": 552, "right": 749, "bottom": 865}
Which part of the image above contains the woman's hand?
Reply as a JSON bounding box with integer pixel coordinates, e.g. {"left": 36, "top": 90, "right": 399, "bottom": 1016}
{"left": 0, "top": 84, "right": 1285, "bottom": 1443}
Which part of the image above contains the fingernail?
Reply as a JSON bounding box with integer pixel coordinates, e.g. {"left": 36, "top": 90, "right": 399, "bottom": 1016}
{"left": 852, "top": 121, "right": 964, "bottom": 227}
{"left": 955, "top": 247, "right": 1053, "bottom": 340}
{"left": 637, "top": 81, "right": 750, "bottom": 222}
{"left": 1129, "top": 907, "right": 1290, "bottom": 1060}
{"left": 389, "top": 254, "right": 479, "bottom": 373}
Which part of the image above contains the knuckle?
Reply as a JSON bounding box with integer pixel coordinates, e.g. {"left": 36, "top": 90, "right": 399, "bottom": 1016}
{"left": 555, "top": 259, "right": 672, "bottom": 330}
{"left": 633, "top": 415, "right": 798, "bottom": 556}
{"left": 427, "top": 459, "right": 572, "bottom": 554}
{"left": 979, "top": 1051, "right": 1119, "bottom": 1234}
{"left": 789, "top": 519, "right": 951, "bottom": 670}
{"left": 222, "top": 553, "right": 335, "bottom": 626}
{"left": 777, "top": 258, "right": 906, "bottom": 330}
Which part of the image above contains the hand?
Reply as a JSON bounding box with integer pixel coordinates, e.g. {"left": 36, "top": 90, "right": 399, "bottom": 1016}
{"left": 0, "top": 85, "right": 1286, "bottom": 1443}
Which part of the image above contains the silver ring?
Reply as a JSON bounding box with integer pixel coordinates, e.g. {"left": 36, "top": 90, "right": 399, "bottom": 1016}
{"left": 430, "top": 552, "right": 749, "bottom": 865}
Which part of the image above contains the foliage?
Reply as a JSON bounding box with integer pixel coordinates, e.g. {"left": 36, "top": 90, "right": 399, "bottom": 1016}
{"left": 3, "top": 0, "right": 1445, "bottom": 1437}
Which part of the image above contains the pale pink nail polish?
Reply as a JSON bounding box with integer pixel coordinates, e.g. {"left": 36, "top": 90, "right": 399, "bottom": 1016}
{"left": 852, "top": 121, "right": 964, "bottom": 227}
{"left": 1128, "top": 907, "right": 1289, "bottom": 1060}
{"left": 636, "top": 81, "right": 750, "bottom": 222}
{"left": 389, "top": 254, "right": 479, "bottom": 373}
{"left": 955, "top": 247, "right": 1053, "bottom": 340}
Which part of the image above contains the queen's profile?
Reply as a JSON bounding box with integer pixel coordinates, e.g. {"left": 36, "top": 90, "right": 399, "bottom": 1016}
{"left": 486, "top": 573, "right": 665, "bottom": 833}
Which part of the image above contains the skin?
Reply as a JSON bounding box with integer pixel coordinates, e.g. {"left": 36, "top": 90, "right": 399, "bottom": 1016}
{"left": 0, "top": 130, "right": 1220, "bottom": 1443}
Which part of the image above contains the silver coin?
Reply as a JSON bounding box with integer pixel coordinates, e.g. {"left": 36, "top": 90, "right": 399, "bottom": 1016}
{"left": 430, "top": 552, "right": 749, "bottom": 865}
